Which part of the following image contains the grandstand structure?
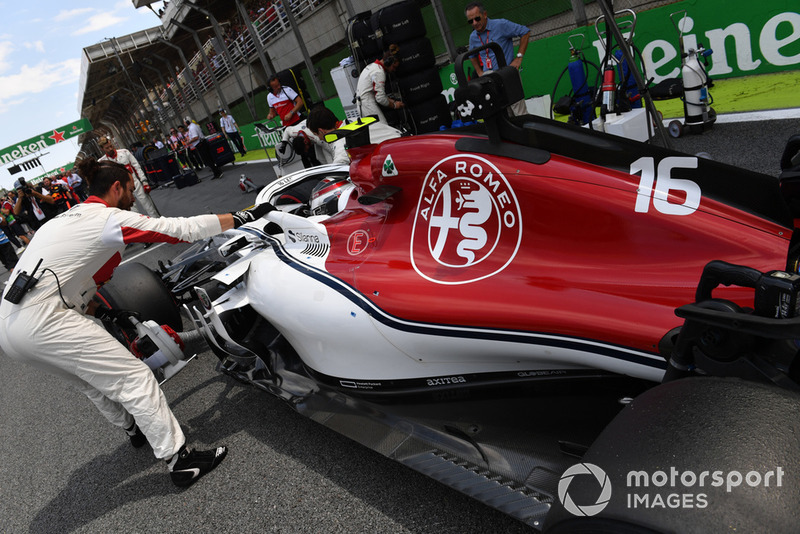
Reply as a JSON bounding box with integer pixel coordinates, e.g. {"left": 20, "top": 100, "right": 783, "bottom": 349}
{"left": 76, "top": 0, "right": 666, "bottom": 157}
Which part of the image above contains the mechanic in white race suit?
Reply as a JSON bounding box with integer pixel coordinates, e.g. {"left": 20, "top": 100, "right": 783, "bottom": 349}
{"left": 98, "top": 136, "right": 161, "bottom": 218}
{"left": 306, "top": 105, "right": 401, "bottom": 165}
{"left": 355, "top": 51, "right": 404, "bottom": 125}
{"left": 280, "top": 119, "right": 325, "bottom": 168}
{"left": 0, "top": 157, "right": 275, "bottom": 487}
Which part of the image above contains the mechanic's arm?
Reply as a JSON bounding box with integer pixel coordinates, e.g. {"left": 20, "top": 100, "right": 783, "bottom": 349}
{"left": 331, "top": 139, "right": 350, "bottom": 165}
{"left": 291, "top": 96, "right": 303, "bottom": 115}
{"left": 372, "top": 72, "right": 393, "bottom": 109}
{"left": 108, "top": 204, "right": 275, "bottom": 245}
{"left": 128, "top": 154, "right": 146, "bottom": 184}
{"left": 283, "top": 96, "right": 304, "bottom": 123}
{"left": 281, "top": 124, "right": 301, "bottom": 142}
{"left": 218, "top": 213, "right": 234, "bottom": 231}
{"left": 266, "top": 107, "right": 277, "bottom": 120}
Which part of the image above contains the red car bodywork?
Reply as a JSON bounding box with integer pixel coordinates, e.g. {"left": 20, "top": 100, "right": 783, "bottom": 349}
{"left": 320, "top": 128, "right": 792, "bottom": 361}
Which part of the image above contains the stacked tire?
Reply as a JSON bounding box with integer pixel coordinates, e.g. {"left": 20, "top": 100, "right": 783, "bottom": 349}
{"left": 276, "top": 68, "right": 312, "bottom": 114}
{"left": 357, "top": 0, "right": 450, "bottom": 134}
{"left": 347, "top": 11, "right": 381, "bottom": 72}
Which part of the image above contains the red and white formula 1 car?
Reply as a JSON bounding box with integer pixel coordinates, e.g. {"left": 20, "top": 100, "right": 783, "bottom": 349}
{"left": 100, "top": 45, "right": 800, "bottom": 532}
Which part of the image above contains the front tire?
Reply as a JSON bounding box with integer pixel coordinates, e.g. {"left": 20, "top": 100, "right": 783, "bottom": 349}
{"left": 97, "top": 262, "right": 182, "bottom": 331}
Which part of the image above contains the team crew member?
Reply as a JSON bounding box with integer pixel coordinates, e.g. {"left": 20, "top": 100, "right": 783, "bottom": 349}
{"left": 280, "top": 119, "right": 323, "bottom": 168}
{"left": 266, "top": 75, "right": 304, "bottom": 127}
{"left": 184, "top": 118, "right": 224, "bottom": 180}
{"left": 306, "top": 105, "right": 401, "bottom": 165}
{"left": 219, "top": 109, "right": 247, "bottom": 157}
{"left": 0, "top": 158, "right": 275, "bottom": 487}
{"left": 355, "top": 51, "right": 403, "bottom": 124}
{"left": 98, "top": 136, "right": 161, "bottom": 217}
{"left": 466, "top": 1, "right": 530, "bottom": 116}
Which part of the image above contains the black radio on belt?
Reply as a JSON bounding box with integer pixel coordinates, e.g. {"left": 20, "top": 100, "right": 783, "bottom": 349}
{"left": 3, "top": 258, "right": 42, "bottom": 305}
{"left": 754, "top": 270, "right": 800, "bottom": 319}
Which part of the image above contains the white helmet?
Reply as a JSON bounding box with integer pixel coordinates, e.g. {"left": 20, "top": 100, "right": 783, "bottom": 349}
{"left": 310, "top": 176, "right": 356, "bottom": 216}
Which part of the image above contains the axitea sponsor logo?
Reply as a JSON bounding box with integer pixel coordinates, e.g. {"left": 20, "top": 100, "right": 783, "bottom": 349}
{"left": 426, "top": 376, "right": 466, "bottom": 386}
{"left": 410, "top": 155, "right": 522, "bottom": 284}
{"left": 558, "top": 463, "right": 785, "bottom": 516}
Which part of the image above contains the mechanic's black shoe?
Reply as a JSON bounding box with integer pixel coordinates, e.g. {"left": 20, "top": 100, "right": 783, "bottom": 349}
{"left": 168, "top": 445, "right": 228, "bottom": 487}
{"left": 125, "top": 424, "right": 147, "bottom": 448}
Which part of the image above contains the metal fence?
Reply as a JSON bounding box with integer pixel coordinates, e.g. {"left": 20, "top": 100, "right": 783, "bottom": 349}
{"left": 141, "top": 0, "right": 684, "bottom": 128}
{"left": 152, "top": 0, "right": 328, "bottom": 123}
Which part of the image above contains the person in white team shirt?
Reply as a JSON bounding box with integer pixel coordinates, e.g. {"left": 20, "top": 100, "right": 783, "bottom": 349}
{"left": 219, "top": 109, "right": 247, "bottom": 157}
{"left": 355, "top": 51, "right": 404, "bottom": 125}
{"left": 266, "top": 75, "right": 304, "bottom": 127}
{"left": 0, "top": 157, "right": 275, "bottom": 487}
{"left": 184, "top": 118, "right": 223, "bottom": 180}
{"left": 98, "top": 136, "right": 161, "bottom": 217}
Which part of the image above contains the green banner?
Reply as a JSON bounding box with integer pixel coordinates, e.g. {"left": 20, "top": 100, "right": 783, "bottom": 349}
{"left": 437, "top": 0, "right": 800, "bottom": 103}
{"left": 0, "top": 118, "right": 93, "bottom": 165}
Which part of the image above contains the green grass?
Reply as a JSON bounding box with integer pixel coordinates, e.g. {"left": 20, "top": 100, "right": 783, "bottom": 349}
{"left": 555, "top": 69, "right": 800, "bottom": 121}
{"left": 233, "top": 147, "right": 276, "bottom": 163}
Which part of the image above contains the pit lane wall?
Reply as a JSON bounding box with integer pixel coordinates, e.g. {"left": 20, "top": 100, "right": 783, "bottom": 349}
{"left": 235, "top": 0, "right": 799, "bottom": 152}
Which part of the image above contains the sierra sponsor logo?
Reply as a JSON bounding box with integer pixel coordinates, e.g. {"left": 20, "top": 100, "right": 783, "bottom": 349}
{"left": 411, "top": 155, "right": 522, "bottom": 284}
{"left": 287, "top": 229, "right": 320, "bottom": 244}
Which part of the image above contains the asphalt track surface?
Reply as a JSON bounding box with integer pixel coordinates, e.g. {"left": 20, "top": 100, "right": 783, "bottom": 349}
{"left": 1, "top": 117, "right": 798, "bottom": 533}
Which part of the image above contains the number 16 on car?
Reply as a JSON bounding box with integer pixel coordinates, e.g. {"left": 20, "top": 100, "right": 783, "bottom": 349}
{"left": 632, "top": 156, "right": 701, "bottom": 216}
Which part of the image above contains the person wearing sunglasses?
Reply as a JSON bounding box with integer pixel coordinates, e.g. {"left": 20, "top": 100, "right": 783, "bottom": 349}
{"left": 465, "top": 2, "right": 530, "bottom": 116}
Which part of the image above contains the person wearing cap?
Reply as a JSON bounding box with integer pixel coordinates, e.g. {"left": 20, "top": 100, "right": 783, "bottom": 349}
{"left": 219, "top": 109, "right": 246, "bottom": 157}
{"left": 97, "top": 136, "right": 161, "bottom": 217}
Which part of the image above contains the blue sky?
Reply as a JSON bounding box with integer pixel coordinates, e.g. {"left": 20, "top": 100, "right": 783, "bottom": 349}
{"left": 0, "top": 0, "right": 165, "bottom": 190}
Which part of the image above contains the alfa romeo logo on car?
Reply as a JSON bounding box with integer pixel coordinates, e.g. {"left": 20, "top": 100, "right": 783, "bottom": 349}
{"left": 558, "top": 463, "right": 613, "bottom": 517}
{"left": 411, "top": 155, "right": 522, "bottom": 284}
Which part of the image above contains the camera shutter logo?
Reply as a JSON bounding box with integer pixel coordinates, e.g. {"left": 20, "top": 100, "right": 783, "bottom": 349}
{"left": 558, "top": 463, "right": 612, "bottom": 517}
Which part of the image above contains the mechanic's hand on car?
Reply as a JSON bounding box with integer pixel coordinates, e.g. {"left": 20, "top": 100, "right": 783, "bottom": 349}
{"left": 231, "top": 202, "right": 276, "bottom": 228}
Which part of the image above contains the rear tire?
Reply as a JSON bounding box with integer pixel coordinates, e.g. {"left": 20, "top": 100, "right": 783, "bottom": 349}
{"left": 544, "top": 377, "right": 800, "bottom": 533}
{"left": 408, "top": 95, "right": 451, "bottom": 134}
{"left": 372, "top": 0, "right": 426, "bottom": 45}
